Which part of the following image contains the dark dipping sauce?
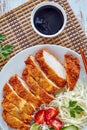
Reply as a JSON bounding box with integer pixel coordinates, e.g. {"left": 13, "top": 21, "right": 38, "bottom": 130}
{"left": 34, "top": 5, "right": 64, "bottom": 35}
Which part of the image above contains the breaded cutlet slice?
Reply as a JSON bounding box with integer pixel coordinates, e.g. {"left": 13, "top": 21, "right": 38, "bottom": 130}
{"left": 24, "top": 55, "right": 57, "bottom": 94}
{"left": 22, "top": 68, "right": 54, "bottom": 104}
{"left": 35, "top": 49, "right": 66, "bottom": 88}
{"left": 3, "top": 83, "right": 34, "bottom": 115}
{"left": 2, "top": 98, "right": 33, "bottom": 124}
{"left": 9, "top": 75, "right": 41, "bottom": 109}
{"left": 64, "top": 54, "right": 80, "bottom": 90}
{"left": 2, "top": 110, "right": 30, "bottom": 130}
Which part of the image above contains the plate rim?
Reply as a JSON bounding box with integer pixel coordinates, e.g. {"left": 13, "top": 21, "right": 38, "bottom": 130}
{"left": 0, "top": 44, "right": 81, "bottom": 73}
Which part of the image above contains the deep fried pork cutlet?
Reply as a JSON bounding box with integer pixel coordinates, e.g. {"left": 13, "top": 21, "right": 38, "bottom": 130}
{"left": 64, "top": 54, "right": 80, "bottom": 90}
{"left": 9, "top": 75, "right": 41, "bottom": 109}
{"left": 22, "top": 68, "right": 54, "bottom": 104}
{"left": 2, "top": 110, "right": 30, "bottom": 130}
{"left": 2, "top": 48, "right": 81, "bottom": 130}
{"left": 2, "top": 99, "right": 33, "bottom": 124}
{"left": 24, "top": 55, "right": 58, "bottom": 94}
{"left": 35, "top": 49, "right": 66, "bottom": 88}
{"left": 3, "top": 83, "right": 34, "bottom": 115}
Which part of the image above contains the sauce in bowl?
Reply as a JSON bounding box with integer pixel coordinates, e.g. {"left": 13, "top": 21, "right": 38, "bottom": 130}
{"left": 34, "top": 5, "right": 64, "bottom": 35}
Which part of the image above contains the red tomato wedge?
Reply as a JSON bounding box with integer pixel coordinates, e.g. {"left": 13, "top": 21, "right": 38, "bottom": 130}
{"left": 45, "top": 107, "right": 59, "bottom": 125}
{"left": 34, "top": 107, "right": 61, "bottom": 128}
{"left": 51, "top": 118, "right": 63, "bottom": 130}
{"left": 34, "top": 110, "right": 45, "bottom": 124}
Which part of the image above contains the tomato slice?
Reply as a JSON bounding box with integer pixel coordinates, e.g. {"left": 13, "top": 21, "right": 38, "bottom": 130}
{"left": 34, "top": 107, "right": 60, "bottom": 126}
{"left": 34, "top": 110, "right": 45, "bottom": 124}
{"left": 51, "top": 118, "right": 63, "bottom": 130}
{"left": 45, "top": 107, "right": 59, "bottom": 125}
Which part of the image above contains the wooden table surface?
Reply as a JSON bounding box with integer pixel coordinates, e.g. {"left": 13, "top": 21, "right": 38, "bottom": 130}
{"left": 0, "top": 0, "right": 87, "bottom": 36}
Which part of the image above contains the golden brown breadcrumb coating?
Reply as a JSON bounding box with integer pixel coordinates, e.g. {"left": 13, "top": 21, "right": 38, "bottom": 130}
{"left": 24, "top": 56, "right": 57, "bottom": 94}
{"left": 2, "top": 110, "right": 30, "bottom": 130}
{"left": 35, "top": 49, "right": 66, "bottom": 88}
{"left": 9, "top": 75, "right": 41, "bottom": 109}
{"left": 64, "top": 54, "right": 80, "bottom": 90}
{"left": 22, "top": 68, "right": 54, "bottom": 104}
{"left": 3, "top": 83, "right": 34, "bottom": 115}
{"left": 2, "top": 99, "right": 33, "bottom": 124}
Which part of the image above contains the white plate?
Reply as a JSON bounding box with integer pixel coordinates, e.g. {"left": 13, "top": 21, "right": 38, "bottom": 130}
{"left": 0, "top": 44, "right": 86, "bottom": 130}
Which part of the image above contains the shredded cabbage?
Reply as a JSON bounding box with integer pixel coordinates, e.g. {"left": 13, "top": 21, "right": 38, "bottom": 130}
{"left": 49, "top": 79, "right": 87, "bottom": 130}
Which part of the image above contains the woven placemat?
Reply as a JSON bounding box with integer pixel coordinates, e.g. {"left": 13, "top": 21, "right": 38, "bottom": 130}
{"left": 0, "top": 0, "right": 87, "bottom": 70}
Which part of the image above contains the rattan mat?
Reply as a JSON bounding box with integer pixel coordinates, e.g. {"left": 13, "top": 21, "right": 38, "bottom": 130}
{"left": 0, "top": 0, "right": 87, "bottom": 70}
